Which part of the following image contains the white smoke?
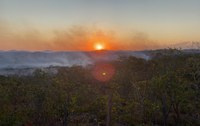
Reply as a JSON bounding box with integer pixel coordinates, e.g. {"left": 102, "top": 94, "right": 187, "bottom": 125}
{"left": 0, "top": 50, "right": 150, "bottom": 75}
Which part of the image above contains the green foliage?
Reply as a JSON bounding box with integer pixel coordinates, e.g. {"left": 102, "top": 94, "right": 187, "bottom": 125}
{"left": 0, "top": 51, "right": 200, "bottom": 125}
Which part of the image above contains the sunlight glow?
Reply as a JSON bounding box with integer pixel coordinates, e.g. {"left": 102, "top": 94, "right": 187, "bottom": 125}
{"left": 102, "top": 72, "right": 107, "bottom": 76}
{"left": 92, "top": 63, "right": 115, "bottom": 82}
{"left": 95, "top": 43, "right": 104, "bottom": 50}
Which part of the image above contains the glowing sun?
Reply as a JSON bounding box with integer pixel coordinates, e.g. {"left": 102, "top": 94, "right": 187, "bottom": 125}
{"left": 95, "top": 43, "right": 104, "bottom": 50}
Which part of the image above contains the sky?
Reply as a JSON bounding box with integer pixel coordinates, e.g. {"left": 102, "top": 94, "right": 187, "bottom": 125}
{"left": 0, "top": 0, "right": 200, "bottom": 51}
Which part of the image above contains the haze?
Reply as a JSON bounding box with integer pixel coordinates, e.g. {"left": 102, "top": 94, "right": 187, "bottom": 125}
{"left": 0, "top": 0, "right": 200, "bottom": 51}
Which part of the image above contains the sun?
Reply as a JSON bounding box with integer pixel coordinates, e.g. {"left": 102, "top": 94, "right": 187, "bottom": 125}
{"left": 95, "top": 43, "right": 104, "bottom": 50}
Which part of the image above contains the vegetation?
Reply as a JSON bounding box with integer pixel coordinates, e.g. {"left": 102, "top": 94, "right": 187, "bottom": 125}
{"left": 0, "top": 50, "right": 200, "bottom": 126}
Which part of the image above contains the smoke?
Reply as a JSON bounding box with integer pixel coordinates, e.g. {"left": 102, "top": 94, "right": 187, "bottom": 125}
{"left": 0, "top": 51, "right": 93, "bottom": 69}
{"left": 0, "top": 20, "right": 161, "bottom": 51}
{"left": 49, "top": 26, "right": 161, "bottom": 51}
{"left": 0, "top": 50, "right": 151, "bottom": 70}
{"left": 0, "top": 20, "right": 51, "bottom": 50}
{"left": 122, "top": 32, "right": 161, "bottom": 50}
{"left": 51, "top": 26, "right": 92, "bottom": 50}
{"left": 50, "top": 26, "right": 119, "bottom": 51}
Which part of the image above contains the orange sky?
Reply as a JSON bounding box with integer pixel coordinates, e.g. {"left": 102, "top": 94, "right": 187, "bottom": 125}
{"left": 1, "top": 0, "right": 200, "bottom": 51}
{"left": 0, "top": 22, "right": 169, "bottom": 51}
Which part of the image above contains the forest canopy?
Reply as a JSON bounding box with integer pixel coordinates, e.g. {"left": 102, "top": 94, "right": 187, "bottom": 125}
{"left": 0, "top": 50, "right": 200, "bottom": 126}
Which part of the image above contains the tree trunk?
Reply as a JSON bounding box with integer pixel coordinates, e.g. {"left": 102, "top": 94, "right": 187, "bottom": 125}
{"left": 63, "top": 103, "right": 68, "bottom": 126}
{"left": 173, "top": 103, "right": 180, "bottom": 125}
{"left": 63, "top": 95, "right": 70, "bottom": 126}
{"left": 106, "top": 91, "right": 113, "bottom": 126}
{"left": 161, "top": 95, "right": 168, "bottom": 126}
